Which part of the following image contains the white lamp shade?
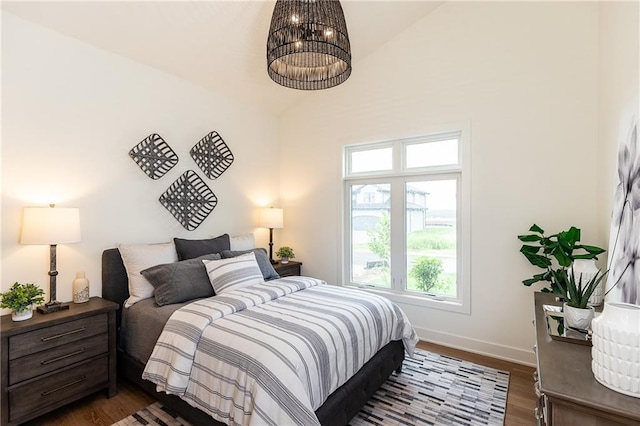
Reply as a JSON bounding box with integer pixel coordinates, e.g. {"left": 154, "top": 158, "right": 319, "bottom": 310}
{"left": 20, "top": 207, "right": 81, "bottom": 245}
{"left": 259, "top": 208, "right": 283, "bottom": 229}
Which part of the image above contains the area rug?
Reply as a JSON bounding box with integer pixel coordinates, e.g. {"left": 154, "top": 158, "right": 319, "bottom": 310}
{"left": 112, "top": 348, "right": 510, "bottom": 426}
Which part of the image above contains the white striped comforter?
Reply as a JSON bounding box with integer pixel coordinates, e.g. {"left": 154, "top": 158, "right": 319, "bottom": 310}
{"left": 142, "top": 276, "right": 418, "bottom": 426}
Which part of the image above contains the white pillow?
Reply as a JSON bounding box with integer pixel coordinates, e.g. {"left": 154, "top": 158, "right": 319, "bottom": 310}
{"left": 203, "top": 252, "right": 263, "bottom": 294}
{"left": 119, "top": 242, "right": 178, "bottom": 308}
{"left": 230, "top": 234, "right": 255, "bottom": 251}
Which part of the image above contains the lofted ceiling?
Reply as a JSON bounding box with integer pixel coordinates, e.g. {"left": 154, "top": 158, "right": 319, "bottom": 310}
{"left": 2, "top": 1, "right": 443, "bottom": 115}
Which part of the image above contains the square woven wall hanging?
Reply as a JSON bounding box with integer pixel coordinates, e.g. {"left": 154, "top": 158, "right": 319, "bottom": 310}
{"left": 190, "top": 131, "right": 234, "bottom": 179}
{"left": 159, "top": 170, "right": 218, "bottom": 231}
{"left": 129, "top": 133, "right": 179, "bottom": 180}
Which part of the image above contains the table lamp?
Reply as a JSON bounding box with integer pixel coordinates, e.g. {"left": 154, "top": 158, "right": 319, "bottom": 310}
{"left": 259, "top": 207, "right": 283, "bottom": 264}
{"left": 20, "top": 204, "right": 81, "bottom": 314}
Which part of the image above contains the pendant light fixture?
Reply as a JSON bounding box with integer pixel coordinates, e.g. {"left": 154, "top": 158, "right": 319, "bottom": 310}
{"left": 267, "top": 0, "right": 351, "bottom": 90}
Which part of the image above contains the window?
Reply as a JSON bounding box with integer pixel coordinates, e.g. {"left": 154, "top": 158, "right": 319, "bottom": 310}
{"left": 343, "top": 131, "right": 470, "bottom": 313}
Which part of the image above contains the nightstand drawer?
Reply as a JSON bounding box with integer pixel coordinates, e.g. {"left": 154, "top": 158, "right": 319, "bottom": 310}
{"left": 274, "top": 261, "right": 302, "bottom": 277}
{"left": 9, "top": 333, "right": 107, "bottom": 385}
{"left": 9, "top": 355, "right": 108, "bottom": 423}
{"left": 9, "top": 314, "right": 107, "bottom": 360}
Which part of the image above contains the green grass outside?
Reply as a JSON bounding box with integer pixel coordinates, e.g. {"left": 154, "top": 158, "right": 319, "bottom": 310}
{"left": 352, "top": 226, "right": 457, "bottom": 297}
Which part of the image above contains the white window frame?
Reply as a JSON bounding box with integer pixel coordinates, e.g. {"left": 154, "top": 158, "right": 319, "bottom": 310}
{"left": 343, "top": 130, "right": 471, "bottom": 314}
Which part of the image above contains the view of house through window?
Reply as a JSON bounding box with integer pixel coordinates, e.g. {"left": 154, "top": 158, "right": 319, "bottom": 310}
{"left": 344, "top": 132, "right": 465, "bottom": 304}
{"left": 350, "top": 183, "right": 392, "bottom": 286}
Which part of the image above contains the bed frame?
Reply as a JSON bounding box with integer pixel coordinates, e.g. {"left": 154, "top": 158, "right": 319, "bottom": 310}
{"left": 102, "top": 248, "right": 405, "bottom": 426}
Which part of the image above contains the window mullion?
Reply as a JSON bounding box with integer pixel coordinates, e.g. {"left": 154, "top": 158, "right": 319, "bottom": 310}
{"left": 389, "top": 178, "right": 405, "bottom": 291}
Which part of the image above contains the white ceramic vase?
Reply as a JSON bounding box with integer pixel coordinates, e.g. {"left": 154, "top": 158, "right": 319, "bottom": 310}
{"left": 591, "top": 302, "right": 640, "bottom": 398}
{"left": 11, "top": 305, "right": 33, "bottom": 322}
{"left": 563, "top": 302, "right": 594, "bottom": 330}
{"left": 280, "top": 257, "right": 289, "bottom": 264}
{"left": 73, "top": 271, "right": 90, "bottom": 303}
{"left": 571, "top": 259, "right": 603, "bottom": 306}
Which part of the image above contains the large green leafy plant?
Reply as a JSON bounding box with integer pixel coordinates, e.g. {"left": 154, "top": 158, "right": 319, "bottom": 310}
{"left": 0, "top": 282, "right": 45, "bottom": 312}
{"left": 518, "top": 224, "right": 607, "bottom": 307}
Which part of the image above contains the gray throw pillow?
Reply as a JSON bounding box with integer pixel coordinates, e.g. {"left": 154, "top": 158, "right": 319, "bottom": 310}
{"left": 221, "top": 248, "right": 280, "bottom": 281}
{"left": 174, "top": 234, "right": 230, "bottom": 260}
{"left": 141, "top": 253, "right": 221, "bottom": 306}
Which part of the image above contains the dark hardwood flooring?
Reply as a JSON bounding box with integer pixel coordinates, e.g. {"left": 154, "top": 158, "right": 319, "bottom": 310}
{"left": 22, "top": 341, "right": 536, "bottom": 425}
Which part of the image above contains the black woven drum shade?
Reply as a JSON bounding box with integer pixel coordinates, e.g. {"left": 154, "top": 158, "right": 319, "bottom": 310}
{"left": 267, "top": 0, "right": 351, "bottom": 90}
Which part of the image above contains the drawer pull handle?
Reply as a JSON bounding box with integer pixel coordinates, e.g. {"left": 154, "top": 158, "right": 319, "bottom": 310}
{"left": 41, "top": 327, "right": 86, "bottom": 342}
{"left": 41, "top": 376, "right": 86, "bottom": 396}
{"left": 41, "top": 348, "right": 86, "bottom": 365}
{"left": 534, "top": 380, "right": 542, "bottom": 397}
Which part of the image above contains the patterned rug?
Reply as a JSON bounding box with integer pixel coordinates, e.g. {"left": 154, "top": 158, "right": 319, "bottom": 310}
{"left": 112, "top": 349, "right": 510, "bottom": 426}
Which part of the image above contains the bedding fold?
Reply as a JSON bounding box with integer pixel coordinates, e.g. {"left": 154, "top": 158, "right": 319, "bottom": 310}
{"left": 143, "top": 276, "right": 418, "bottom": 426}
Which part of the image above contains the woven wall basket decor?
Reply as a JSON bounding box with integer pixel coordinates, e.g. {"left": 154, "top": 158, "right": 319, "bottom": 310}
{"left": 190, "top": 131, "right": 234, "bottom": 179}
{"left": 159, "top": 170, "right": 218, "bottom": 231}
{"left": 129, "top": 133, "right": 179, "bottom": 180}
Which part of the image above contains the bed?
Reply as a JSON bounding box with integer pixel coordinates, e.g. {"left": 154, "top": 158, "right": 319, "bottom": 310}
{"left": 102, "top": 246, "right": 416, "bottom": 425}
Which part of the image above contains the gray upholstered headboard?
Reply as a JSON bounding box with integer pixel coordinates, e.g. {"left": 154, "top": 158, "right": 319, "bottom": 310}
{"left": 101, "top": 248, "right": 129, "bottom": 330}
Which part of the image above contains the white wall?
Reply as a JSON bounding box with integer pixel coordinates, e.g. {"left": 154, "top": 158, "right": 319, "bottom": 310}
{"left": 1, "top": 13, "right": 281, "bottom": 307}
{"left": 597, "top": 1, "right": 639, "bottom": 249}
{"left": 279, "top": 2, "right": 602, "bottom": 365}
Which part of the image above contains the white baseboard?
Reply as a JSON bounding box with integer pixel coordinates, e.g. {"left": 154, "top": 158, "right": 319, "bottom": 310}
{"left": 414, "top": 325, "right": 537, "bottom": 367}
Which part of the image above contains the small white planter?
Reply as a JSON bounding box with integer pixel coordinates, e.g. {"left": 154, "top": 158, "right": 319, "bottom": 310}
{"left": 563, "top": 303, "right": 594, "bottom": 330}
{"left": 280, "top": 257, "right": 289, "bottom": 264}
{"left": 11, "top": 305, "right": 33, "bottom": 322}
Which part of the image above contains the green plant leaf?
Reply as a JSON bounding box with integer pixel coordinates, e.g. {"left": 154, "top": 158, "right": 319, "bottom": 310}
{"left": 529, "top": 224, "right": 544, "bottom": 234}
{"left": 579, "top": 269, "right": 608, "bottom": 308}
{"left": 577, "top": 244, "right": 606, "bottom": 255}
{"left": 551, "top": 269, "right": 569, "bottom": 296}
{"left": 551, "top": 245, "right": 572, "bottom": 267}
{"left": 520, "top": 250, "right": 551, "bottom": 268}
{"left": 520, "top": 245, "right": 541, "bottom": 254}
{"left": 572, "top": 254, "right": 595, "bottom": 260}
{"left": 522, "top": 272, "right": 551, "bottom": 286}
{"left": 518, "top": 234, "right": 541, "bottom": 242}
{"left": 542, "top": 239, "right": 556, "bottom": 254}
{"left": 565, "top": 226, "right": 581, "bottom": 245}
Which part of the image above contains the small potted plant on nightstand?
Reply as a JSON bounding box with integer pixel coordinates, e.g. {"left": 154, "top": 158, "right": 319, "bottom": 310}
{"left": 275, "top": 246, "right": 295, "bottom": 264}
{"left": 0, "top": 282, "right": 45, "bottom": 321}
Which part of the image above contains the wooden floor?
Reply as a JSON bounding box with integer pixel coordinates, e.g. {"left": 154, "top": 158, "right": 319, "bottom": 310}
{"left": 23, "top": 341, "right": 536, "bottom": 426}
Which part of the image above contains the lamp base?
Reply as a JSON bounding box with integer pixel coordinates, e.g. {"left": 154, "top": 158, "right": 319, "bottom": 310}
{"left": 37, "top": 302, "right": 70, "bottom": 314}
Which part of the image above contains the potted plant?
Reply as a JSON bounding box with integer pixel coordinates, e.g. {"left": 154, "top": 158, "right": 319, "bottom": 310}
{"left": 551, "top": 266, "right": 607, "bottom": 330}
{"left": 0, "top": 282, "right": 45, "bottom": 321}
{"left": 518, "top": 224, "right": 606, "bottom": 329}
{"left": 275, "top": 246, "right": 295, "bottom": 264}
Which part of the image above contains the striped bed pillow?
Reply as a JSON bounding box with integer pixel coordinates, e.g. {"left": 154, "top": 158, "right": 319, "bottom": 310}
{"left": 203, "top": 252, "right": 264, "bottom": 294}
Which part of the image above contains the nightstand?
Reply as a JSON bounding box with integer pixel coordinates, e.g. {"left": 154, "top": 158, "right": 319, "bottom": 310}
{"left": 274, "top": 260, "right": 302, "bottom": 277}
{"left": 0, "top": 297, "right": 118, "bottom": 426}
